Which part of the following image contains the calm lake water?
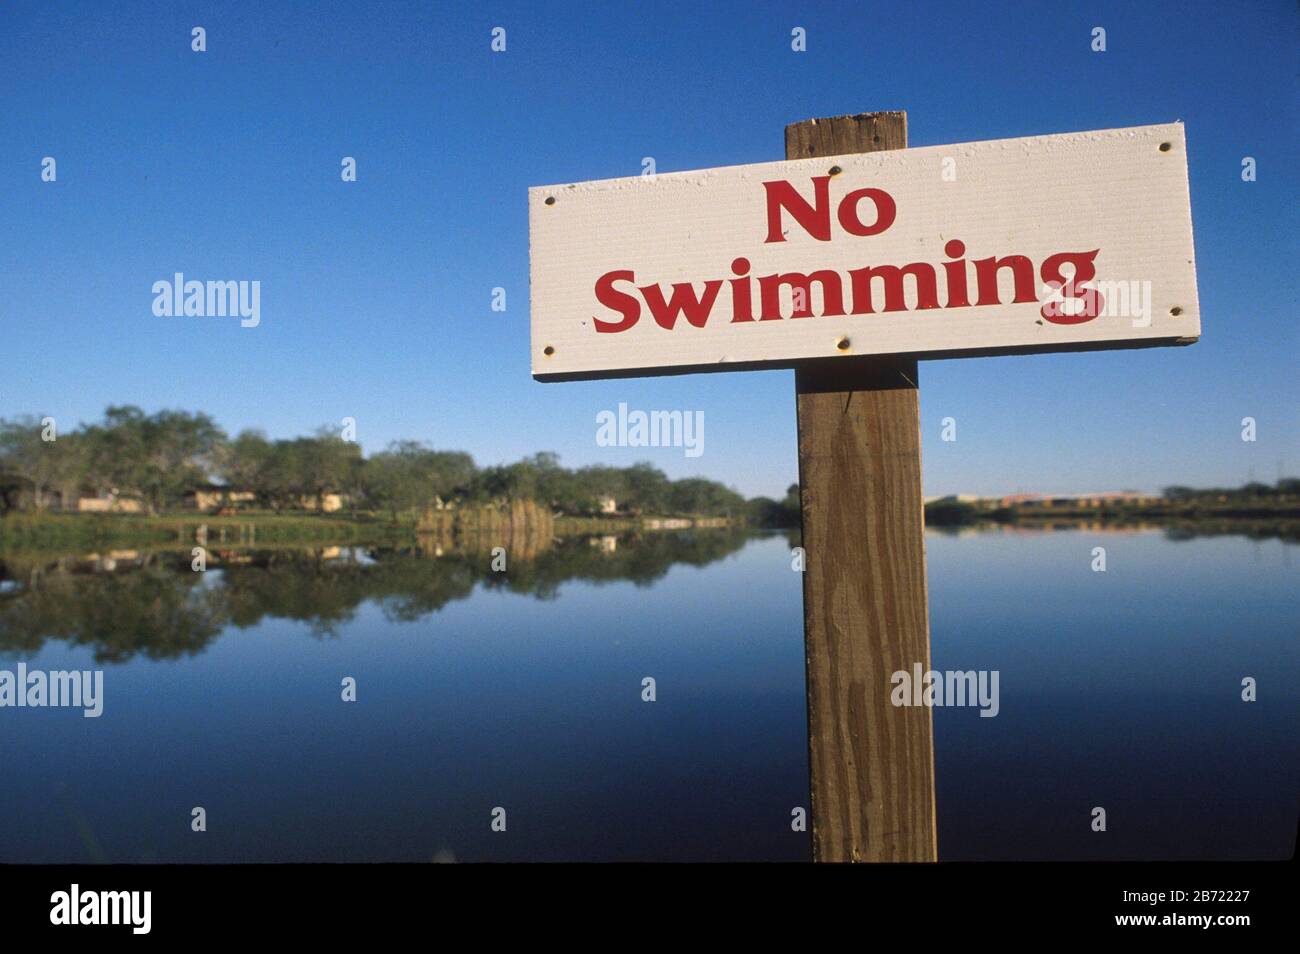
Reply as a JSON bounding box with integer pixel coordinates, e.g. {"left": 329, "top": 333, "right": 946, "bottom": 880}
{"left": 0, "top": 527, "right": 1295, "bottom": 862}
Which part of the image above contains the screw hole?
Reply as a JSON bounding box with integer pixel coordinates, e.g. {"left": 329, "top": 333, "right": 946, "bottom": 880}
{"left": 835, "top": 337, "right": 850, "bottom": 352}
{"left": 543, "top": 345, "right": 555, "bottom": 356}
{"left": 828, "top": 165, "right": 842, "bottom": 176}
{"left": 1169, "top": 306, "right": 1183, "bottom": 317}
{"left": 544, "top": 196, "right": 556, "bottom": 206}
{"left": 1158, "top": 142, "right": 1171, "bottom": 152}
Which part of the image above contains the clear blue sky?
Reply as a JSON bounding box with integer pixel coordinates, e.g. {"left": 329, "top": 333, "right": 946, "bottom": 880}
{"left": 2, "top": 0, "right": 1295, "bottom": 499}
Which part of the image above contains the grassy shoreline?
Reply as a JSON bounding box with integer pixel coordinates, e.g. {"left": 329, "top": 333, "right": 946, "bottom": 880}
{"left": 4, "top": 505, "right": 1298, "bottom": 555}
{"left": 0, "top": 511, "right": 406, "bottom": 551}
{"left": 0, "top": 509, "right": 745, "bottom": 553}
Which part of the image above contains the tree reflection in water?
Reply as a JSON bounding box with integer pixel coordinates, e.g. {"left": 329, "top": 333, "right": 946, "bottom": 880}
{"left": 0, "top": 529, "right": 753, "bottom": 662}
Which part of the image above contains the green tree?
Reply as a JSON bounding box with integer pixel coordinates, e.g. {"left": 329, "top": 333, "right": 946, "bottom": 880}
{"left": 666, "top": 477, "right": 745, "bottom": 516}
{"left": 218, "top": 430, "right": 272, "bottom": 507}
{"left": 83, "top": 406, "right": 225, "bottom": 512}
{"left": 620, "top": 462, "right": 671, "bottom": 514}
{"left": 0, "top": 416, "right": 88, "bottom": 510}
{"left": 361, "top": 441, "right": 471, "bottom": 519}
{"left": 292, "top": 430, "right": 364, "bottom": 511}
{"left": 425, "top": 449, "right": 477, "bottom": 501}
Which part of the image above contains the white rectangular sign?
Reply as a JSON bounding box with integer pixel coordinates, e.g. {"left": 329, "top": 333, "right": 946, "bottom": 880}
{"left": 528, "top": 122, "right": 1200, "bottom": 380}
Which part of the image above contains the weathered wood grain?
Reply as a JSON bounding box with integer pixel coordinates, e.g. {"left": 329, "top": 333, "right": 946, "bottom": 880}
{"left": 790, "top": 112, "right": 938, "bottom": 862}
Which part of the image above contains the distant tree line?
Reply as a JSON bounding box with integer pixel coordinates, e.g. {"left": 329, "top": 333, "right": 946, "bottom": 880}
{"left": 0, "top": 406, "right": 762, "bottom": 520}
{"left": 744, "top": 483, "right": 801, "bottom": 528}
{"left": 1161, "top": 480, "right": 1300, "bottom": 501}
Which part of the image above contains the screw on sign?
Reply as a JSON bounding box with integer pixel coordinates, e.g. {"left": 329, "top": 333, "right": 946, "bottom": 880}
{"left": 528, "top": 111, "right": 1199, "bottom": 861}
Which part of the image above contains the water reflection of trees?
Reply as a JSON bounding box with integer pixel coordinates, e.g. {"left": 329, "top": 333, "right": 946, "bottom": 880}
{"left": 0, "top": 529, "right": 750, "bottom": 661}
{"left": 0, "top": 560, "right": 224, "bottom": 662}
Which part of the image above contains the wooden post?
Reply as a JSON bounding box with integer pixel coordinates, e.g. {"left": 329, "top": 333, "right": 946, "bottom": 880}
{"left": 788, "top": 111, "right": 937, "bottom": 862}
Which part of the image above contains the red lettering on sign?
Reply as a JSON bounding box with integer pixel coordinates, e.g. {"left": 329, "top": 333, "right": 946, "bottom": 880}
{"left": 593, "top": 269, "right": 640, "bottom": 333}
{"left": 640, "top": 280, "right": 724, "bottom": 330}
{"left": 763, "top": 177, "right": 833, "bottom": 243}
{"left": 1040, "top": 250, "right": 1104, "bottom": 323}
{"left": 589, "top": 184, "right": 1105, "bottom": 332}
{"left": 837, "top": 188, "right": 897, "bottom": 237}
